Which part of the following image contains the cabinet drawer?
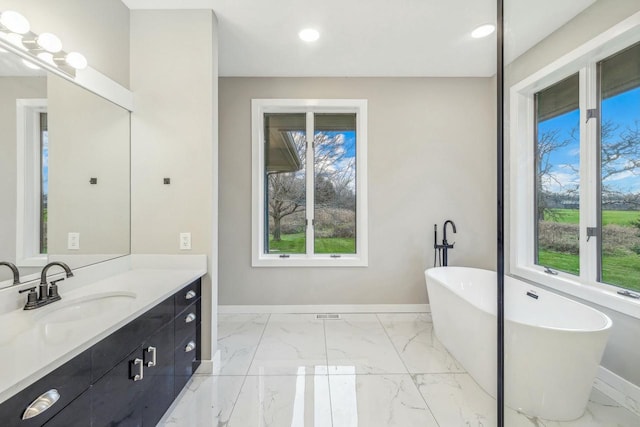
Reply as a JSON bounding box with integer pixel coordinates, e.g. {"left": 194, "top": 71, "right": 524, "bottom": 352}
{"left": 91, "top": 295, "right": 173, "bottom": 382}
{"left": 174, "top": 333, "right": 198, "bottom": 395}
{"left": 174, "top": 279, "right": 201, "bottom": 316}
{"left": 0, "top": 350, "right": 90, "bottom": 427}
{"left": 174, "top": 299, "right": 200, "bottom": 347}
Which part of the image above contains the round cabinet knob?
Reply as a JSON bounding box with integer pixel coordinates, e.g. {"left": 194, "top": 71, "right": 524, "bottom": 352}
{"left": 185, "top": 313, "right": 196, "bottom": 323}
{"left": 185, "top": 290, "right": 197, "bottom": 300}
{"left": 185, "top": 341, "right": 196, "bottom": 352}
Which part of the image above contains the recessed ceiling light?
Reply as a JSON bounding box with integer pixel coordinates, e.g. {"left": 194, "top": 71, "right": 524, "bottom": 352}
{"left": 471, "top": 24, "right": 495, "bottom": 39}
{"left": 298, "top": 28, "right": 320, "bottom": 42}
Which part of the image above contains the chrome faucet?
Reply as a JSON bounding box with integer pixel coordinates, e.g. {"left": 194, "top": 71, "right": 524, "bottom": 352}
{"left": 19, "top": 262, "right": 73, "bottom": 310}
{"left": 0, "top": 262, "right": 21, "bottom": 285}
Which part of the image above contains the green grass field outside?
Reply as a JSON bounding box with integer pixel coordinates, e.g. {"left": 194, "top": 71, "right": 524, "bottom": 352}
{"left": 268, "top": 233, "right": 355, "bottom": 254}
{"left": 545, "top": 208, "right": 640, "bottom": 226}
{"left": 540, "top": 209, "right": 640, "bottom": 291}
{"left": 539, "top": 249, "right": 640, "bottom": 291}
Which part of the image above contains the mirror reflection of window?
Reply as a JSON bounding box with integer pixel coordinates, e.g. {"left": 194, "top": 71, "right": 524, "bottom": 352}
{"left": 598, "top": 41, "right": 640, "bottom": 291}
{"left": 534, "top": 73, "right": 580, "bottom": 275}
{"left": 40, "top": 112, "right": 48, "bottom": 254}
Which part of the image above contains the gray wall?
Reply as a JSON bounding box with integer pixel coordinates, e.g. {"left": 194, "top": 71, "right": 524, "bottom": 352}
{"left": 130, "top": 9, "right": 218, "bottom": 360}
{"left": 219, "top": 77, "right": 496, "bottom": 305}
{"left": 505, "top": 0, "right": 640, "bottom": 387}
{"left": 47, "top": 75, "right": 130, "bottom": 257}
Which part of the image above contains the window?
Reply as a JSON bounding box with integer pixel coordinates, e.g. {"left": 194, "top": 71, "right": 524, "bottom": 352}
{"left": 510, "top": 18, "right": 640, "bottom": 316}
{"left": 252, "top": 99, "right": 367, "bottom": 267}
{"left": 16, "top": 99, "right": 48, "bottom": 266}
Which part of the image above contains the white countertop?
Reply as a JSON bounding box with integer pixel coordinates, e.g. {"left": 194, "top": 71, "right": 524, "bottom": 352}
{"left": 0, "top": 258, "right": 206, "bottom": 405}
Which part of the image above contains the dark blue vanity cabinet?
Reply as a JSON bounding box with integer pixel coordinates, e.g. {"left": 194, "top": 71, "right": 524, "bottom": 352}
{"left": 0, "top": 278, "right": 202, "bottom": 427}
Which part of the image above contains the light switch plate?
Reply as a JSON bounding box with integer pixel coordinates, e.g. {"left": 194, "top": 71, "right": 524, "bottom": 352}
{"left": 68, "top": 232, "right": 80, "bottom": 250}
{"left": 179, "top": 232, "right": 191, "bottom": 250}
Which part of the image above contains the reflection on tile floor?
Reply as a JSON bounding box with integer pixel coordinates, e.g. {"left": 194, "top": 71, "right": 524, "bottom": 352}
{"left": 160, "top": 313, "right": 640, "bottom": 426}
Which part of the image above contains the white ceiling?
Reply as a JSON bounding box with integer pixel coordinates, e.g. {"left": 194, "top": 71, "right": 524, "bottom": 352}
{"left": 133, "top": 0, "right": 593, "bottom": 77}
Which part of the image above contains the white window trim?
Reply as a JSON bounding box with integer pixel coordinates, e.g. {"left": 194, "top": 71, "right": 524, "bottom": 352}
{"left": 251, "top": 99, "right": 368, "bottom": 267}
{"left": 510, "top": 11, "right": 640, "bottom": 319}
{"left": 16, "top": 99, "right": 48, "bottom": 267}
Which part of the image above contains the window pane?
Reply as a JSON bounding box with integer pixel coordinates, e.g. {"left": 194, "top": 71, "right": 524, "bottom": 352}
{"left": 599, "top": 42, "right": 640, "bottom": 292}
{"left": 40, "top": 112, "right": 48, "bottom": 254}
{"left": 313, "top": 114, "right": 356, "bottom": 254}
{"left": 264, "top": 113, "right": 307, "bottom": 254}
{"left": 534, "top": 74, "right": 580, "bottom": 274}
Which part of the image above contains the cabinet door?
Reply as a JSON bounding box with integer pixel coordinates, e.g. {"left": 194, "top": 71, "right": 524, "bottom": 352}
{"left": 42, "top": 389, "right": 91, "bottom": 427}
{"left": 142, "top": 321, "right": 175, "bottom": 427}
{"left": 91, "top": 347, "right": 146, "bottom": 427}
{"left": 92, "top": 296, "right": 173, "bottom": 383}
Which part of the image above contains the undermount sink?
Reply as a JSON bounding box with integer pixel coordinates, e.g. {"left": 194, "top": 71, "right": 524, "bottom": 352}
{"left": 35, "top": 292, "right": 137, "bottom": 344}
{"left": 36, "top": 292, "right": 137, "bottom": 325}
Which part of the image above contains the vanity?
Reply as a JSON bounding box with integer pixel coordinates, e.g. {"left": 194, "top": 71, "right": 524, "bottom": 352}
{"left": 0, "top": 256, "right": 207, "bottom": 427}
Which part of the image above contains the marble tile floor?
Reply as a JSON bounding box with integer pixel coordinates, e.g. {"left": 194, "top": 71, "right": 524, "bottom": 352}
{"left": 160, "top": 313, "right": 640, "bottom": 427}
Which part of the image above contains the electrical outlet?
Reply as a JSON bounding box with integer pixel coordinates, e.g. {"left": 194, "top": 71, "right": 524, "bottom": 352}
{"left": 68, "top": 232, "right": 80, "bottom": 250}
{"left": 179, "top": 232, "right": 191, "bottom": 250}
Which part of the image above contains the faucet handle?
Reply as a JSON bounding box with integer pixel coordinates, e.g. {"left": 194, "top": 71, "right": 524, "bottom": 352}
{"left": 19, "top": 287, "right": 38, "bottom": 309}
{"left": 49, "top": 278, "right": 65, "bottom": 299}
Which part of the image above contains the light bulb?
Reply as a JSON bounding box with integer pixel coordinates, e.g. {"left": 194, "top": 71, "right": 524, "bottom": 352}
{"left": 298, "top": 28, "right": 320, "bottom": 42}
{"left": 37, "top": 52, "right": 56, "bottom": 66}
{"left": 37, "top": 32, "right": 62, "bottom": 53}
{"left": 21, "top": 58, "right": 40, "bottom": 70}
{"left": 471, "top": 24, "right": 496, "bottom": 39}
{"left": 0, "top": 11, "right": 30, "bottom": 34}
{"left": 65, "top": 51, "right": 87, "bottom": 70}
{"left": 0, "top": 31, "right": 26, "bottom": 49}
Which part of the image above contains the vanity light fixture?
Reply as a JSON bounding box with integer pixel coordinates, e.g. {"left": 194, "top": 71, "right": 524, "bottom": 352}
{"left": 471, "top": 24, "right": 496, "bottom": 39}
{"left": 0, "top": 10, "right": 88, "bottom": 77}
{"left": 299, "top": 28, "right": 320, "bottom": 42}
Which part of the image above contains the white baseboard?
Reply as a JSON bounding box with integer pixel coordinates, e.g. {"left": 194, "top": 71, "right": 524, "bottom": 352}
{"left": 194, "top": 359, "right": 215, "bottom": 375}
{"left": 594, "top": 366, "right": 640, "bottom": 417}
{"left": 218, "top": 304, "right": 430, "bottom": 314}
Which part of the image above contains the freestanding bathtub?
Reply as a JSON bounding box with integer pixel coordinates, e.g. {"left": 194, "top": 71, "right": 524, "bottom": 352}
{"left": 425, "top": 266, "right": 612, "bottom": 421}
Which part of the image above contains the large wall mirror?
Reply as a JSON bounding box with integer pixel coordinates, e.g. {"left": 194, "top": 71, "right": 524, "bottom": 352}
{"left": 504, "top": 0, "right": 640, "bottom": 422}
{"left": 0, "top": 44, "right": 130, "bottom": 287}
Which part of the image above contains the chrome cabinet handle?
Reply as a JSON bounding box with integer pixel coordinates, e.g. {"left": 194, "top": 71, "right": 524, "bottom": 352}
{"left": 185, "top": 341, "right": 196, "bottom": 352}
{"left": 132, "top": 358, "right": 144, "bottom": 381}
{"left": 146, "top": 346, "right": 157, "bottom": 367}
{"left": 185, "top": 313, "right": 196, "bottom": 323}
{"left": 185, "top": 290, "right": 197, "bottom": 300}
{"left": 22, "top": 389, "right": 60, "bottom": 420}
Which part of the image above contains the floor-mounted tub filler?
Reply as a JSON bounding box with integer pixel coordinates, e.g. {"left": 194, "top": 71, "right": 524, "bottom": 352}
{"left": 425, "top": 266, "right": 612, "bottom": 421}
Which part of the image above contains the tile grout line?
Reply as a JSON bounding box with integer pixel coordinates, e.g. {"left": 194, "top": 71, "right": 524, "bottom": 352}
{"left": 375, "top": 313, "right": 442, "bottom": 427}
{"left": 323, "top": 318, "right": 336, "bottom": 427}
{"left": 224, "top": 313, "right": 272, "bottom": 425}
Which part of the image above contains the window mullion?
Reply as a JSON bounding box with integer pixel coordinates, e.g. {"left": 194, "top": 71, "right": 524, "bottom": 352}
{"left": 579, "top": 64, "right": 599, "bottom": 285}
{"left": 305, "top": 111, "right": 315, "bottom": 256}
